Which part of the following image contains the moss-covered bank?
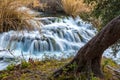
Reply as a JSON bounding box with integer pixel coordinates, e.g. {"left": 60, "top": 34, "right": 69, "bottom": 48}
{"left": 0, "top": 57, "right": 120, "bottom": 80}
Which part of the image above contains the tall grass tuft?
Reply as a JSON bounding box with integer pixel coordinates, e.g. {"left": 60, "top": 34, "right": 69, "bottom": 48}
{"left": 0, "top": 0, "right": 38, "bottom": 32}
{"left": 61, "top": 0, "right": 91, "bottom": 17}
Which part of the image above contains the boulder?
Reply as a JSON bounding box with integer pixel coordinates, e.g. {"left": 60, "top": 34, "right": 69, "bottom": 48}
{"left": 33, "top": 0, "right": 64, "bottom": 13}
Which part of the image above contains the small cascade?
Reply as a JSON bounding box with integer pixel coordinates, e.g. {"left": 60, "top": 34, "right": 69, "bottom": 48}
{"left": 0, "top": 17, "right": 96, "bottom": 54}
{"left": 0, "top": 16, "right": 120, "bottom": 70}
{"left": 0, "top": 16, "right": 96, "bottom": 66}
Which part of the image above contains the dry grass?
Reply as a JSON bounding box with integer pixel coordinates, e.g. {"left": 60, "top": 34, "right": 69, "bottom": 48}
{"left": 0, "top": 0, "right": 39, "bottom": 32}
{"left": 29, "top": 0, "right": 48, "bottom": 11}
{"left": 61, "top": 0, "right": 91, "bottom": 17}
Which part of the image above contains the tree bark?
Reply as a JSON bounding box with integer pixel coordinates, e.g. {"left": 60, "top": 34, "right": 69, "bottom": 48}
{"left": 53, "top": 16, "right": 120, "bottom": 79}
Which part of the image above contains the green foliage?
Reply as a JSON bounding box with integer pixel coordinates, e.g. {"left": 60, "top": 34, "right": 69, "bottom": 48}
{"left": 102, "top": 57, "right": 119, "bottom": 68}
{"left": 83, "top": 0, "right": 120, "bottom": 57}
{"left": 84, "top": 0, "right": 120, "bottom": 28}
{"left": 101, "top": 57, "right": 120, "bottom": 80}
{"left": 0, "top": 57, "right": 120, "bottom": 80}
{"left": 0, "top": 73, "right": 9, "bottom": 79}
{"left": 21, "top": 60, "right": 30, "bottom": 69}
{"left": 6, "top": 63, "right": 15, "bottom": 71}
{"left": 6, "top": 60, "right": 30, "bottom": 71}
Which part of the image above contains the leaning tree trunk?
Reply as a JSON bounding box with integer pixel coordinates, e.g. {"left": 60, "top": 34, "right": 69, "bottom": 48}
{"left": 53, "top": 16, "right": 120, "bottom": 79}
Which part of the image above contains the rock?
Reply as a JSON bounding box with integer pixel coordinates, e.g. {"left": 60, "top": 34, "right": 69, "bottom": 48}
{"left": 37, "top": 17, "right": 57, "bottom": 25}
{"left": 40, "top": 0, "right": 63, "bottom": 12}
{"left": 31, "top": 0, "right": 64, "bottom": 14}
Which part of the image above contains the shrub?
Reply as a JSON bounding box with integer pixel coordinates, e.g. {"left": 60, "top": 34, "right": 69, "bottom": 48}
{"left": 31, "top": 0, "right": 48, "bottom": 11}
{"left": 0, "top": 0, "right": 38, "bottom": 32}
{"left": 61, "top": 0, "right": 91, "bottom": 17}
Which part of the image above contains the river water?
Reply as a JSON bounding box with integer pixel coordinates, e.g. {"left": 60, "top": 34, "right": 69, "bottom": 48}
{"left": 0, "top": 16, "right": 119, "bottom": 70}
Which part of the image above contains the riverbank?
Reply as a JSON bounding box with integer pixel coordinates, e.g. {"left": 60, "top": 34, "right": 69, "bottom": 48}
{"left": 0, "top": 57, "right": 120, "bottom": 80}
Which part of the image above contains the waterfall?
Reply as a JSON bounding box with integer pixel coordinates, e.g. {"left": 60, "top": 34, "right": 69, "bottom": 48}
{"left": 0, "top": 16, "right": 120, "bottom": 70}
{"left": 0, "top": 16, "right": 97, "bottom": 70}
{"left": 0, "top": 17, "right": 96, "bottom": 55}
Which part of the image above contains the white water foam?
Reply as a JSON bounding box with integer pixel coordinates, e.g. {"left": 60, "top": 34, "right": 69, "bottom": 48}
{"left": 0, "top": 16, "right": 119, "bottom": 70}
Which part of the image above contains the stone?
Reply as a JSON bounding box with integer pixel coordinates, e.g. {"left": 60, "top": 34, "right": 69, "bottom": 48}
{"left": 32, "top": 0, "right": 64, "bottom": 13}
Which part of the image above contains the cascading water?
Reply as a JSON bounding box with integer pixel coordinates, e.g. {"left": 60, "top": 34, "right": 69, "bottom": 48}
{"left": 0, "top": 16, "right": 119, "bottom": 70}
{"left": 0, "top": 16, "right": 97, "bottom": 70}
{"left": 0, "top": 17, "right": 96, "bottom": 54}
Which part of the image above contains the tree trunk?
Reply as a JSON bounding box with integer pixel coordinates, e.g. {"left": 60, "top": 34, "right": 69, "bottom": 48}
{"left": 53, "top": 16, "right": 120, "bottom": 79}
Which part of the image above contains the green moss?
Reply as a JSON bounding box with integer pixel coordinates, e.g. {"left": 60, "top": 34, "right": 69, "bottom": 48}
{"left": 0, "top": 73, "right": 9, "bottom": 79}
{"left": 6, "top": 63, "right": 15, "bottom": 71}
{"left": 101, "top": 57, "right": 119, "bottom": 80}
{"left": 0, "top": 57, "right": 119, "bottom": 80}
{"left": 102, "top": 57, "right": 119, "bottom": 69}
{"left": 21, "top": 60, "right": 30, "bottom": 69}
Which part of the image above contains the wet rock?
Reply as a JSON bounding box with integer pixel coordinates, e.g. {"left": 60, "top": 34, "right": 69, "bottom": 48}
{"left": 0, "top": 57, "right": 3, "bottom": 61}
{"left": 32, "top": 0, "right": 64, "bottom": 14}
{"left": 41, "top": 0, "right": 63, "bottom": 12}
{"left": 39, "top": 17, "right": 57, "bottom": 25}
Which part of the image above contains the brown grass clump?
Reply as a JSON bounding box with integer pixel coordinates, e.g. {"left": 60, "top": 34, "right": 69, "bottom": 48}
{"left": 29, "top": 0, "right": 48, "bottom": 12}
{"left": 0, "top": 0, "right": 39, "bottom": 32}
{"left": 61, "top": 0, "right": 91, "bottom": 17}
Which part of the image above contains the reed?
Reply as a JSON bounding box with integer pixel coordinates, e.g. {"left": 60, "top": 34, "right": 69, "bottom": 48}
{"left": 61, "top": 0, "right": 91, "bottom": 17}
{"left": 0, "top": 0, "right": 38, "bottom": 32}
